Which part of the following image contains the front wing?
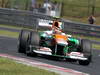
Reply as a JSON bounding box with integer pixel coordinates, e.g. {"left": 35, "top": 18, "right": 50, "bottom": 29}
{"left": 32, "top": 47, "right": 88, "bottom": 61}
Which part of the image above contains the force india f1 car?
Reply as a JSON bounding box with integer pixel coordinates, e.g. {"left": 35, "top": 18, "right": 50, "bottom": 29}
{"left": 18, "top": 19, "right": 92, "bottom": 65}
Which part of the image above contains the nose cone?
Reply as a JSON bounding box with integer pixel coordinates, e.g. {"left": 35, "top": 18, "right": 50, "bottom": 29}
{"left": 56, "top": 39, "right": 68, "bottom": 45}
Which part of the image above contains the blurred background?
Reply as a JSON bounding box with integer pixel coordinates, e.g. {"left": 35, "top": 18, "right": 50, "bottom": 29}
{"left": 0, "top": 0, "right": 100, "bottom": 25}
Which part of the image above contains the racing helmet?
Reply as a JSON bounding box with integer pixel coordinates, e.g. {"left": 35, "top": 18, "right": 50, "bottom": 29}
{"left": 52, "top": 20, "right": 62, "bottom": 30}
{"left": 54, "top": 21, "right": 59, "bottom": 28}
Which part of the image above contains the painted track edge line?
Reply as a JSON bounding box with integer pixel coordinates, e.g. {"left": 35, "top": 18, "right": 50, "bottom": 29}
{"left": 0, "top": 53, "right": 89, "bottom": 75}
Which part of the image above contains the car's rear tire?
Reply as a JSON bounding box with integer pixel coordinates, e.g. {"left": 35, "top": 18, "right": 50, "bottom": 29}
{"left": 78, "top": 39, "right": 92, "bottom": 65}
{"left": 18, "top": 29, "right": 31, "bottom": 53}
{"left": 25, "top": 31, "right": 40, "bottom": 56}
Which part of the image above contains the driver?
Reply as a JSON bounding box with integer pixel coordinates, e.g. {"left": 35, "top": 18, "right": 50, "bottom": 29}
{"left": 52, "top": 18, "right": 62, "bottom": 34}
{"left": 45, "top": 18, "right": 63, "bottom": 35}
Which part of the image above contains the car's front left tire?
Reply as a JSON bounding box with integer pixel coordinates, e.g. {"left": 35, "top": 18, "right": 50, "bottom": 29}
{"left": 18, "top": 29, "right": 31, "bottom": 53}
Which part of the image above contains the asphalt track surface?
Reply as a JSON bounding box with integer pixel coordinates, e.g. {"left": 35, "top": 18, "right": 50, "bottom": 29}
{"left": 0, "top": 36, "right": 100, "bottom": 75}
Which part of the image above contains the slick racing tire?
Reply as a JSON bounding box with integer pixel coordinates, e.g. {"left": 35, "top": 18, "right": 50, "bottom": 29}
{"left": 30, "top": 31, "right": 40, "bottom": 46}
{"left": 25, "top": 31, "right": 40, "bottom": 56}
{"left": 78, "top": 39, "right": 92, "bottom": 65}
{"left": 18, "top": 29, "right": 31, "bottom": 53}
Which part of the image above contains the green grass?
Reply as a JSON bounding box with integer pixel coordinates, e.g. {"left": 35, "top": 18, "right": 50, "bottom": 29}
{"left": 51, "top": 0, "right": 100, "bottom": 25}
{"left": 92, "top": 44, "right": 100, "bottom": 50}
{"left": 0, "top": 30, "right": 19, "bottom": 38}
{"left": 61, "top": 0, "right": 100, "bottom": 16}
{"left": 72, "top": 34, "right": 100, "bottom": 41}
{"left": 0, "top": 25, "right": 23, "bottom": 30}
{"left": 0, "top": 58, "right": 58, "bottom": 75}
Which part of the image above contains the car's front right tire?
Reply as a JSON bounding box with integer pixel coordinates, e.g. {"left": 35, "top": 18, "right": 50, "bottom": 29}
{"left": 78, "top": 39, "right": 92, "bottom": 65}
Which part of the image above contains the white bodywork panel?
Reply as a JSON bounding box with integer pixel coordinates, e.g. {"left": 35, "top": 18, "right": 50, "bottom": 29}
{"left": 38, "top": 19, "right": 53, "bottom": 27}
{"left": 68, "top": 52, "right": 87, "bottom": 60}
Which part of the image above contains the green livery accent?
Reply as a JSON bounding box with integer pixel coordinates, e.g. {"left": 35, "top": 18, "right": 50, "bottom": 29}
{"left": 39, "top": 31, "right": 53, "bottom": 38}
{"left": 63, "top": 46, "right": 68, "bottom": 54}
{"left": 68, "top": 37, "right": 79, "bottom": 45}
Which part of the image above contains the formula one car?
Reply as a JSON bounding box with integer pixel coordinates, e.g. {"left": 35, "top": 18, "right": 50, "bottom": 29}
{"left": 18, "top": 19, "right": 92, "bottom": 65}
